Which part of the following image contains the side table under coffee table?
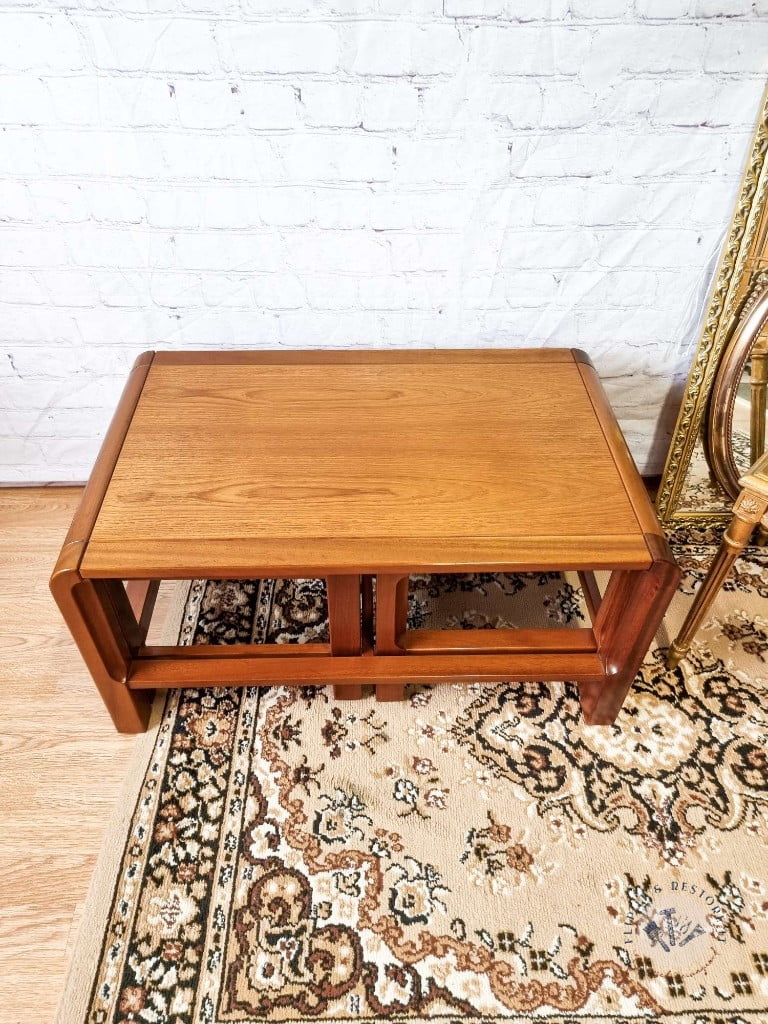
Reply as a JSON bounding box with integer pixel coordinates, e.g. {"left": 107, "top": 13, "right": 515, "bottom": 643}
{"left": 51, "top": 349, "right": 680, "bottom": 733}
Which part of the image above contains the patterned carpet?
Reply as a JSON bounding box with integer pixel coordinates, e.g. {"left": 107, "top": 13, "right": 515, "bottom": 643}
{"left": 61, "top": 538, "right": 768, "bottom": 1024}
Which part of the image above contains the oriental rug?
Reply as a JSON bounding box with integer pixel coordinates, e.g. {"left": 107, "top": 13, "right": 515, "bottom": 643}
{"left": 57, "top": 538, "right": 768, "bottom": 1024}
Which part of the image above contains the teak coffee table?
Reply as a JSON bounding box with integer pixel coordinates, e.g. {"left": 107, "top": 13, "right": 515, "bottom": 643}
{"left": 51, "top": 349, "right": 679, "bottom": 733}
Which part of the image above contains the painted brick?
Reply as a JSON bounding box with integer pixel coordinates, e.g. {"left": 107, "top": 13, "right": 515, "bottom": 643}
{"left": 2, "top": 228, "right": 70, "bottom": 267}
{"left": 203, "top": 188, "right": 261, "bottom": 229}
{"left": 345, "top": 23, "right": 464, "bottom": 77}
{"left": 0, "top": 130, "right": 41, "bottom": 175}
{"left": 705, "top": 23, "right": 768, "bottom": 72}
{"left": 251, "top": 274, "right": 305, "bottom": 310}
{"left": 484, "top": 81, "right": 543, "bottom": 130}
{"left": 86, "top": 183, "right": 146, "bottom": 224}
{"left": 694, "top": 0, "right": 755, "bottom": 14}
{"left": 587, "top": 25, "right": 708, "bottom": 76}
{"left": 279, "top": 135, "right": 394, "bottom": 183}
{"left": 160, "top": 134, "right": 283, "bottom": 181}
{"left": 0, "top": 181, "right": 33, "bottom": 221}
{"left": 87, "top": 17, "right": 218, "bottom": 73}
{"left": 0, "top": 14, "right": 85, "bottom": 71}
{"left": 146, "top": 189, "right": 203, "bottom": 229}
{"left": 369, "top": 192, "right": 413, "bottom": 230}
{"left": 0, "top": 270, "right": 47, "bottom": 304}
{"left": 201, "top": 275, "right": 254, "bottom": 308}
{"left": 284, "top": 233, "right": 389, "bottom": 273}
{"left": 314, "top": 187, "right": 369, "bottom": 229}
{"left": 302, "top": 83, "right": 361, "bottom": 128}
{"left": 445, "top": 0, "right": 505, "bottom": 16}
{"left": 170, "top": 231, "right": 285, "bottom": 272}
{"left": 469, "top": 26, "right": 592, "bottom": 76}
{"left": 223, "top": 23, "right": 339, "bottom": 74}
{"left": 569, "top": 0, "right": 630, "bottom": 17}
{"left": 305, "top": 274, "right": 358, "bottom": 310}
{"left": 510, "top": 134, "right": 617, "bottom": 177}
{"left": 241, "top": 82, "right": 298, "bottom": 130}
{"left": 1, "top": 5, "right": 767, "bottom": 482}
{"left": 173, "top": 79, "right": 241, "bottom": 129}
{"left": 633, "top": 0, "right": 693, "bottom": 16}
{"left": 258, "top": 187, "right": 314, "bottom": 227}
{"left": 653, "top": 78, "right": 762, "bottom": 129}
{"left": 500, "top": 0, "right": 570, "bottom": 19}
{"left": 0, "top": 76, "right": 53, "bottom": 125}
{"left": 39, "top": 270, "right": 102, "bottom": 306}
{"left": 363, "top": 83, "right": 419, "bottom": 131}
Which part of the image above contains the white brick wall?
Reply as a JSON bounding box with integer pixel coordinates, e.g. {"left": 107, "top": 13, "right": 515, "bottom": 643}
{"left": 1, "top": 1, "right": 766, "bottom": 482}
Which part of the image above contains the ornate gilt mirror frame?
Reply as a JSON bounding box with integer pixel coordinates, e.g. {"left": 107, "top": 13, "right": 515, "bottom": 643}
{"left": 706, "top": 267, "right": 768, "bottom": 499}
{"left": 656, "top": 85, "right": 768, "bottom": 527}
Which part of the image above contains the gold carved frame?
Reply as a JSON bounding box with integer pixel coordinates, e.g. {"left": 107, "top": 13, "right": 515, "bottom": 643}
{"left": 656, "top": 85, "right": 768, "bottom": 526}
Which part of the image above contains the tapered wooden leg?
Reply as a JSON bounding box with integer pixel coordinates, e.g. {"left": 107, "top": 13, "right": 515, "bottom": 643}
{"left": 50, "top": 560, "right": 154, "bottom": 733}
{"left": 667, "top": 502, "right": 764, "bottom": 670}
{"left": 583, "top": 534, "right": 680, "bottom": 725}
{"left": 327, "top": 574, "right": 363, "bottom": 700}
{"left": 375, "top": 573, "right": 409, "bottom": 702}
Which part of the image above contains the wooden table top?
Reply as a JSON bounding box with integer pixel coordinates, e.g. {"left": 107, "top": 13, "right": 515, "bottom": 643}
{"left": 81, "top": 350, "right": 659, "bottom": 578}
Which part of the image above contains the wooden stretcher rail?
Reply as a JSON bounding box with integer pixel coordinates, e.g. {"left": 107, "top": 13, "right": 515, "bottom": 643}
{"left": 139, "top": 643, "right": 332, "bottom": 659}
{"left": 127, "top": 651, "right": 605, "bottom": 688}
{"left": 577, "top": 571, "right": 602, "bottom": 621}
{"left": 401, "top": 628, "right": 597, "bottom": 655}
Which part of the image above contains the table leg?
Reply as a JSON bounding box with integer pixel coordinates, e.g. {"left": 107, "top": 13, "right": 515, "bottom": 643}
{"left": 583, "top": 535, "right": 680, "bottom": 726}
{"left": 327, "top": 574, "right": 363, "bottom": 700}
{"left": 50, "top": 562, "right": 154, "bottom": 733}
{"left": 375, "top": 573, "right": 409, "bottom": 702}
{"left": 667, "top": 493, "right": 766, "bottom": 670}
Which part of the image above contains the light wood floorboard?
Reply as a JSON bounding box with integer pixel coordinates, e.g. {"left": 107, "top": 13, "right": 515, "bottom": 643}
{"left": 0, "top": 488, "right": 138, "bottom": 1023}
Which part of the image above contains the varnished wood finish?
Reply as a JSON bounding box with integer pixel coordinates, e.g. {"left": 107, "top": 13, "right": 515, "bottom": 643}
{"left": 51, "top": 348, "right": 679, "bottom": 730}
{"left": 139, "top": 642, "right": 332, "bottom": 658}
{"left": 327, "top": 574, "right": 363, "bottom": 700}
{"left": 58, "top": 352, "right": 154, "bottom": 552}
{"left": 402, "top": 628, "right": 597, "bottom": 654}
{"left": 127, "top": 651, "right": 606, "bottom": 688}
{"left": 81, "top": 350, "right": 651, "bottom": 578}
{"left": 82, "top": 535, "right": 653, "bottom": 579}
{"left": 585, "top": 534, "right": 680, "bottom": 725}
{"left": 152, "top": 349, "right": 578, "bottom": 366}
{"left": 125, "top": 579, "right": 160, "bottom": 639}
{"left": 49, "top": 570, "right": 153, "bottom": 733}
{"left": 576, "top": 358, "right": 666, "bottom": 541}
{"left": 374, "top": 573, "right": 409, "bottom": 701}
{"left": 577, "top": 570, "right": 602, "bottom": 621}
{"left": 49, "top": 352, "right": 157, "bottom": 733}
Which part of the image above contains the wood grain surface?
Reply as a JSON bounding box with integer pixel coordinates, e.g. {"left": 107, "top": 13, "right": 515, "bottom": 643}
{"left": 81, "top": 350, "right": 652, "bottom": 578}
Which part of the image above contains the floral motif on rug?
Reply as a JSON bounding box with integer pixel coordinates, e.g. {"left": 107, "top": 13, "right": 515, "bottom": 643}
{"left": 80, "top": 549, "right": 768, "bottom": 1024}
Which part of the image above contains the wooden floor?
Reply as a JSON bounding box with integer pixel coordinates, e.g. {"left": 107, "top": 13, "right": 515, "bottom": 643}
{"left": 0, "top": 488, "right": 137, "bottom": 1023}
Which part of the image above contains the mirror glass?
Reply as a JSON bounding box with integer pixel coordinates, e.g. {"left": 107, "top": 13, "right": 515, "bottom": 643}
{"left": 732, "top": 336, "right": 768, "bottom": 476}
{"left": 676, "top": 433, "right": 732, "bottom": 514}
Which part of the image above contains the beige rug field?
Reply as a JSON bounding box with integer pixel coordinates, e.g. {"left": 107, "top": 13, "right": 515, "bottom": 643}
{"left": 58, "top": 537, "right": 768, "bottom": 1024}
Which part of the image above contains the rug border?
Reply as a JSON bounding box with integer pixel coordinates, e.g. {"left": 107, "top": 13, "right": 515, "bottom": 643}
{"left": 55, "top": 582, "right": 191, "bottom": 1024}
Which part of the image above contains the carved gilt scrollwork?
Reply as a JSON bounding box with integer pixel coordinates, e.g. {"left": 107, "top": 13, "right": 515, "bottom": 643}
{"left": 656, "top": 86, "right": 768, "bottom": 523}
